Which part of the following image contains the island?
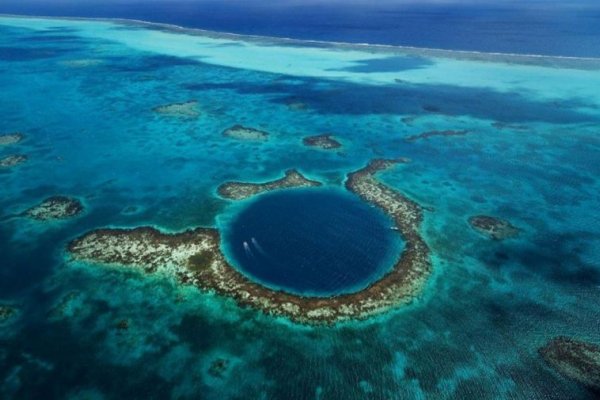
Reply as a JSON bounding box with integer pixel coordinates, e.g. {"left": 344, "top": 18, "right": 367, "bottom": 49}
{"left": 302, "top": 134, "right": 342, "bottom": 150}
{"left": 217, "top": 169, "right": 321, "bottom": 200}
{"left": 539, "top": 336, "right": 600, "bottom": 392}
{"left": 68, "top": 159, "right": 431, "bottom": 324}
{"left": 222, "top": 125, "right": 269, "bottom": 141}
{"left": 468, "top": 215, "right": 520, "bottom": 240}
{"left": 25, "top": 196, "right": 84, "bottom": 220}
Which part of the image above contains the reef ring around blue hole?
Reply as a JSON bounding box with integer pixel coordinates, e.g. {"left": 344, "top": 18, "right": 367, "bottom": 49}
{"left": 222, "top": 188, "right": 404, "bottom": 297}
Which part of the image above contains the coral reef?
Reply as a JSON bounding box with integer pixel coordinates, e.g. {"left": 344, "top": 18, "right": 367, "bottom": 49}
{"left": 0, "top": 133, "right": 24, "bottom": 146}
{"left": 405, "top": 130, "right": 468, "bottom": 142}
{"left": 539, "top": 336, "right": 600, "bottom": 392}
{"left": 47, "top": 291, "right": 83, "bottom": 320}
{"left": 0, "top": 305, "right": 18, "bottom": 324}
{"left": 217, "top": 169, "right": 321, "bottom": 200}
{"left": 61, "top": 59, "right": 103, "bottom": 68}
{"left": 0, "top": 154, "right": 27, "bottom": 168}
{"left": 25, "top": 196, "right": 84, "bottom": 220}
{"left": 68, "top": 159, "right": 431, "bottom": 324}
{"left": 208, "top": 358, "right": 230, "bottom": 378}
{"left": 152, "top": 100, "right": 200, "bottom": 118}
{"left": 468, "top": 215, "right": 520, "bottom": 240}
{"left": 302, "top": 134, "right": 342, "bottom": 150}
{"left": 222, "top": 125, "right": 269, "bottom": 141}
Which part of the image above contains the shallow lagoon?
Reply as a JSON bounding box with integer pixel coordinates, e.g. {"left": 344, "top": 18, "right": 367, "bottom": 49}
{"left": 0, "top": 15, "right": 599, "bottom": 400}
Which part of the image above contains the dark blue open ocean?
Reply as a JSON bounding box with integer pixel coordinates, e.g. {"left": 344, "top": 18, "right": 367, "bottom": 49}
{"left": 2, "top": 0, "right": 600, "bottom": 57}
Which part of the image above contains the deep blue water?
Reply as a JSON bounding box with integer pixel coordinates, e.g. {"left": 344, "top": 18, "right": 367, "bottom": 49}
{"left": 223, "top": 189, "right": 401, "bottom": 296}
{"left": 2, "top": 0, "right": 600, "bottom": 57}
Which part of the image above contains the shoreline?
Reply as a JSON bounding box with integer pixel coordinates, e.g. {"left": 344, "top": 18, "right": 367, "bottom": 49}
{"left": 1, "top": 13, "right": 599, "bottom": 69}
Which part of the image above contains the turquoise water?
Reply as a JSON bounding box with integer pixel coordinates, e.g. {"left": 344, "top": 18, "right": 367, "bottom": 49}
{"left": 222, "top": 189, "right": 402, "bottom": 297}
{"left": 0, "top": 15, "right": 599, "bottom": 399}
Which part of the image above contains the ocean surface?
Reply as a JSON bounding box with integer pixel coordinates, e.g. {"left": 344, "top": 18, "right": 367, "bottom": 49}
{"left": 1, "top": 0, "right": 600, "bottom": 57}
{"left": 223, "top": 189, "right": 402, "bottom": 297}
{"left": 0, "top": 5, "right": 600, "bottom": 400}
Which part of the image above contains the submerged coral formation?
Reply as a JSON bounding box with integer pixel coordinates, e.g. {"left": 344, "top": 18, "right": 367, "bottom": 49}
{"left": 0, "top": 305, "right": 18, "bottom": 324}
{"left": 405, "top": 130, "right": 469, "bottom": 142}
{"left": 302, "top": 134, "right": 342, "bottom": 150}
{"left": 208, "top": 358, "right": 230, "bottom": 378}
{"left": 468, "top": 215, "right": 520, "bottom": 240}
{"left": 61, "top": 59, "right": 103, "bottom": 68}
{"left": 217, "top": 169, "right": 321, "bottom": 200}
{"left": 25, "top": 196, "right": 84, "bottom": 220}
{"left": 222, "top": 125, "right": 269, "bottom": 141}
{"left": 539, "top": 337, "right": 600, "bottom": 392}
{"left": 0, "top": 154, "right": 27, "bottom": 167}
{"left": 152, "top": 100, "right": 200, "bottom": 118}
{"left": 0, "top": 132, "right": 24, "bottom": 146}
{"left": 68, "top": 160, "right": 431, "bottom": 324}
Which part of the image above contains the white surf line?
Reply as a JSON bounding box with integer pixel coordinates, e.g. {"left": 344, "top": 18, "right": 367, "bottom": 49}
{"left": 1, "top": 13, "right": 599, "bottom": 64}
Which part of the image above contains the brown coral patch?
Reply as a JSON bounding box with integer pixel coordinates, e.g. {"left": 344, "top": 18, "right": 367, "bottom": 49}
{"left": 0, "top": 304, "right": 18, "bottom": 324}
{"left": 217, "top": 169, "right": 322, "bottom": 200}
{"left": 405, "top": 130, "right": 469, "bottom": 142}
{"left": 539, "top": 336, "right": 600, "bottom": 392}
{"left": 152, "top": 100, "right": 200, "bottom": 118}
{"left": 0, "top": 154, "right": 27, "bottom": 168}
{"left": 302, "top": 134, "right": 342, "bottom": 150}
{"left": 0, "top": 133, "right": 24, "bottom": 146}
{"left": 468, "top": 215, "right": 520, "bottom": 240}
{"left": 222, "top": 125, "right": 269, "bottom": 141}
{"left": 25, "top": 196, "right": 84, "bottom": 220}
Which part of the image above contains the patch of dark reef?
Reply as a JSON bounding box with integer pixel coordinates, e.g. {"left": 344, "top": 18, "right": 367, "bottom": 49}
{"left": 468, "top": 215, "right": 520, "bottom": 240}
{"left": 0, "top": 304, "right": 18, "bottom": 324}
{"left": 222, "top": 125, "right": 269, "bottom": 141}
{"left": 0, "top": 132, "right": 24, "bottom": 146}
{"left": 24, "top": 196, "right": 84, "bottom": 221}
{"left": 302, "top": 134, "right": 342, "bottom": 150}
{"left": 405, "top": 130, "right": 469, "bottom": 142}
{"left": 152, "top": 100, "right": 200, "bottom": 119}
{"left": 0, "top": 154, "right": 27, "bottom": 168}
{"left": 539, "top": 337, "right": 600, "bottom": 393}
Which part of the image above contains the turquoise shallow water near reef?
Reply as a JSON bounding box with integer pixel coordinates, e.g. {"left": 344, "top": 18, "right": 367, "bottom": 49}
{"left": 0, "top": 15, "right": 600, "bottom": 399}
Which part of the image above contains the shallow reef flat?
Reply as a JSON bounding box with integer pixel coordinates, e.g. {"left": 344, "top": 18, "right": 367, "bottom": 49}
{"left": 0, "top": 132, "right": 24, "bottom": 146}
{"left": 468, "top": 215, "right": 520, "bottom": 240}
{"left": 69, "top": 160, "right": 431, "bottom": 324}
{"left": 152, "top": 100, "right": 200, "bottom": 118}
{"left": 0, "top": 154, "right": 27, "bottom": 168}
{"left": 25, "top": 196, "right": 84, "bottom": 220}
{"left": 217, "top": 169, "right": 321, "bottom": 200}
{"left": 222, "top": 125, "right": 269, "bottom": 141}
{"left": 539, "top": 337, "right": 600, "bottom": 392}
{"left": 302, "top": 134, "right": 342, "bottom": 150}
